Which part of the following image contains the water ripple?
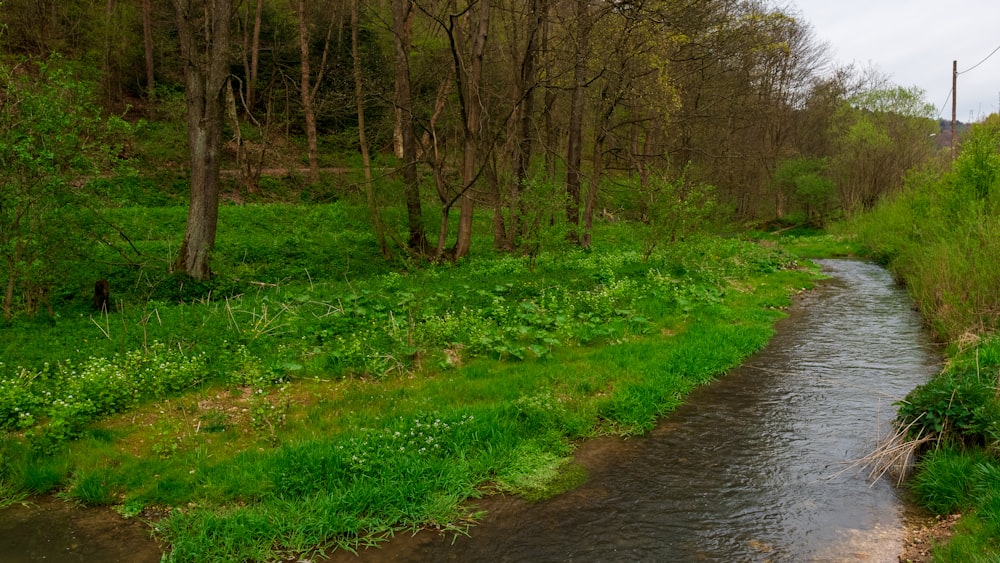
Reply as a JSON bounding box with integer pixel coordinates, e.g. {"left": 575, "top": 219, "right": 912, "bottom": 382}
{"left": 414, "top": 259, "right": 940, "bottom": 562}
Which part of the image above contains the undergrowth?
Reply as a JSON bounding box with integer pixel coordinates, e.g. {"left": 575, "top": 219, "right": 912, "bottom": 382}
{"left": 0, "top": 203, "right": 813, "bottom": 562}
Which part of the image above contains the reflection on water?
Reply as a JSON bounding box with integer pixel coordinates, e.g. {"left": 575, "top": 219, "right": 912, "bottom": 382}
{"left": 346, "top": 259, "right": 941, "bottom": 562}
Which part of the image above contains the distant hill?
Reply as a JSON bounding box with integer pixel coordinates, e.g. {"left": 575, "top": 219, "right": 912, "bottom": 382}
{"left": 937, "top": 118, "right": 973, "bottom": 150}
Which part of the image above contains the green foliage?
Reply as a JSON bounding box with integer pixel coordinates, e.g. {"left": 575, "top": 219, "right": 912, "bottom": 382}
{"left": 771, "top": 157, "right": 837, "bottom": 223}
{"left": 896, "top": 360, "right": 1000, "bottom": 447}
{"left": 954, "top": 115, "right": 1000, "bottom": 202}
{"left": 0, "top": 57, "right": 133, "bottom": 319}
{"left": 622, "top": 172, "right": 720, "bottom": 259}
{"left": 65, "top": 469, "right": 120, "bottom": 506}
{"left": 909, "top": 443, "right": 1000, "bottom": 561}
{"left": 932, "top": 514, "right": 1000, "bottom": 562}
{"left": 847, "top": 120, "right": 1000, "bottom": 339}
{"left": 849, "top": 85, "right": 937, "bottom": 119}
{"left": 0, "top": 343, "right": 207, "bottom": 452}
{"left": 830, "top": 85, "right": 938, "bottom": 212}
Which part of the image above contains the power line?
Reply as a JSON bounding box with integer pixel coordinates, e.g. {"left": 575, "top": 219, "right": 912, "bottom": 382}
{"left": 937, "top": 88, "right": 953, "bottom": 119}
{"left": 958, "top": 43, "right": 1000, "bottom": 74}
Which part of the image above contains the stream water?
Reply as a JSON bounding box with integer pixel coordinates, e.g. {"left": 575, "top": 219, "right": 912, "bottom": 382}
{"left": 336, "top": 259, "right": 942, "bottom": 562}
{"left": 0, "top": 260, "right": 940, "bottom": 562}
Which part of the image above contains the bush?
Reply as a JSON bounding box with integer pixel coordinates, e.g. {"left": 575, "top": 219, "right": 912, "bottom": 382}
{"left": 0, "top": 57, "right": 133, "bottom": 320}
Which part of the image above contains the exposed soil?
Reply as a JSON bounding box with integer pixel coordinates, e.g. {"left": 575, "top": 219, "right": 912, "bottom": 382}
{"left": 899, "top": 512, "right": 961, "bottom": 562}
{"left": 0, "top": 496, "right": 162, "bottom": 563}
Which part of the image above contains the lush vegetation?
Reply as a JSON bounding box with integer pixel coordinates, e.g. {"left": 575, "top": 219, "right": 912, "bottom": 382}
{"left": 2, "top": 1, "right": 992, "bottom": 561}
{"left": 845, "top": 116, "right": 1000, "bottom": 560}
{"left": 0, "top": 192, "right": 818, "bottom": 560}
{"left": 0, "top": 60, "right": 825, "bottom": 560}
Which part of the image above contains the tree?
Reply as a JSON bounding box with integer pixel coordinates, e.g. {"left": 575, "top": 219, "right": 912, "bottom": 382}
{"left": 449, "top": 0, "right": 490, "bottom": 260}
{"left": 770, "top": 157, "right": 836, "bottom": 223}
{"left": 580, "top": 2, "right": 671, "bottom": 248}
{"left": 141, "top": 0, "right": 156, "bottom": 101}
{"left": 416, "top": 0, "right": 490, "bottom": 261}
{"left": 0, "top": 60, "right": 130, "bottom": 319}
{"left": 659, "top": 1, "right": 827, "bottom": 221}
{"left": 353, "top": 0, "right": 390, "bottom": 259}
{"left": 488, "top": 0, "right": 546, "bottom": 251}
{"left": 391, "top": 0, "right": 428, "bottom": 253}
{"left": 172, "top": 0, "right": 233, "bottom": 281}
{"left": 830, "top": 84, "right": 937, "bottom": 211}
{"left": 240, "top": 0, "right": 265, "bottom": 109}
{"left": 293, "top": 0, "right": 320, "bottom": 182}
{"left": 562, "top": 0, "right": 591, "bottom": 244}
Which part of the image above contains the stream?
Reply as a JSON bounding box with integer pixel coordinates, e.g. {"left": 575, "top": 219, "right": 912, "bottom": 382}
{"left": 336, "top": 259, "right": 942, "bottom": 562}
{"left": 0, "top": 260, "right": 941, "bottom": 562}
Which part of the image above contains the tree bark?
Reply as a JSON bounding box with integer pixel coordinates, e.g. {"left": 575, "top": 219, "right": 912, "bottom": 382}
{"left": 354, "top": 0, "right": 390, "bottom": 259}
{"left": 450, "top": 0, "right": 489, "bottom": 260}
{"left": 172, "top": 0, "right": 232, "bottom": 281}
{"left": 506, "top": 0, "right": 545, "bottom": 247}
{"left": 488, "top": 159, "right": 510, "bottom": 250}
{"left": 541, "top": 3, "right": 557, "bottom": 180}
{"left": 102, "top": 0, "right": 122, "bottom": 109}
{"left": 581, "top": 110, "right": 607, "bottom": 248}
{"left": 225, "top": 77, "right": 255, "bottom": 193}
{"left": 427, "top": 77, "right": 453, "bottom": 258}
{"left": 248, "top": 0, "right": 263, "bottom": 108}
{"left": 141, "top": 0, "right": 155, "bottom": 101}
{"left": 564, "top": 2, "right": 590, "bottom": 244}
{"left": 295, "top": 0, "right": 320, "bottom": 183}
{"left": 392, "top": 0, "right": 427, "bottom": 253}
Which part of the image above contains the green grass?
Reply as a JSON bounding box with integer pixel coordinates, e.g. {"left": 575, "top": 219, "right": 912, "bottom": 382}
{"left": 0, "top": 199, "right": 816, "bottom": 562}
{"left": 909, "top": 446, "right": 1000, "bottom": 561}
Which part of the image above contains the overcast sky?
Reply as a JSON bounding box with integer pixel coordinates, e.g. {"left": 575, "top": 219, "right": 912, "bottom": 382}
{"left": 788, "top": 0, "right": 1000, "bottom": 122}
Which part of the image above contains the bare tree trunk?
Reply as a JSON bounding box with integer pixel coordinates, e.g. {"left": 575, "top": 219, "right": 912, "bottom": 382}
{"left": 392, "top": 0, "right": 427, "bottom": 253}
{"left": 172, "top": 0, "right": 232, "bottom": 281}
{"left": 353, "top": 0, "right": 390, "bottom": 259}
{"left": 295, "top": 0, "right": 319, "bottom": 182}
{"left": 225, "top": 77, "right": 255, "bottom": 193}
{"left": 450, "top": 0, "right": 489, "bottom": 260}
{"left": 427, "top": 77, "right": 452, "bottom": 258}
{"left": 582, "top": 113, "right": 606, "bottom": 248}
{"left": 488, "top": 158, "right": 510, "bottom": 250}
{"left": 565, "top": 2, "right": 590, "bottom": 244}
{"left": 3, "top": 251, "right": 18, "bottom": 322}
{"left": 248, "top": 0, "right": 263, "bottom": 108}
{"left": 102, "top": 0, "right": 122, "bottom": 109}
{"left": 141, "top": 0, "right": 155, "bottom": 102}
{"left": 541, "top": 4, "right": 557, "bottom": 180}
{"left": 507, "top": 0, "right": 545, "bottom": 246}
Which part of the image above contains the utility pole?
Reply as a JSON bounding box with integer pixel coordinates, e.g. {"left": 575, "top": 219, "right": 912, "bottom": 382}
{"left": 952, "top": 60, "right": 957, "bottom": 160}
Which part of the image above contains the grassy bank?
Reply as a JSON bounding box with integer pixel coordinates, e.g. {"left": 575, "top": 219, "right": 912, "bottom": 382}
{"left": 844, "top": 118, "right": 1000, "bottom": 560}
{"left": 0, "top": 201, "right": 820, "bottom": 562}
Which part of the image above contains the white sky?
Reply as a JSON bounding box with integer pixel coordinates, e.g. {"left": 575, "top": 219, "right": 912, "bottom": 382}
{"left": 788, "top": 0, "right": 1000, "bottom": 122}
